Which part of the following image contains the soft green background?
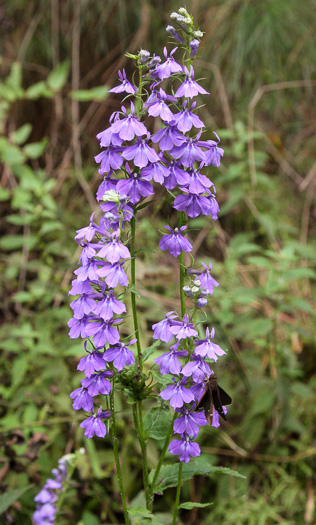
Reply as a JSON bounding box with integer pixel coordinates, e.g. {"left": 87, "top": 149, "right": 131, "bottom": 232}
{"left": 0, "top": 1, "right": 315, "bottom": 523}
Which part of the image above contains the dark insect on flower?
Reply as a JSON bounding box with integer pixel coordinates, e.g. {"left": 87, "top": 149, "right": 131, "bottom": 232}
{"left": 195, "top": 373, "right": 232, "bottom": 425}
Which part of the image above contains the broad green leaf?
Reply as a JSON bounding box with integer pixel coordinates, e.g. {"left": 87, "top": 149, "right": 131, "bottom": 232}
{"left": 150, "top": 459, "right": 245, "bottom": 493}
{"left": 24, "top": 139, "right": 48, "bottom": 159}
{"left": 69, "top": 85, "right": 109, "bottom": 101}
{"left": 143, "top": 406, "right": 172, "bottom": 440}
{"left": 12, "top": 124, "right": 32, "bottom": 145}
{"left": 127, "top": 506, "right": 164, "bottom": 525}
{"left": 47, "top": 61, "right": 70, "bottom": 91}
{"left": 0, "top": 234, "right": 24, "bottom": 250}
{"left": 142, "top": 340, "right": 160, "bottom": 362}
{"left": 179, "top": 501, "right": 213, "bottom": 510}
{"left": 0, "top": 139, "right": 25, "bottom": 165}
{"left": 150, "top": 370, "right": 173, "bottom": 386}
{"left": 26, "top": 81, "right": 53, "bottom": 99}
{"left": 0, "top": 485, "right": 33, "bottom": 514}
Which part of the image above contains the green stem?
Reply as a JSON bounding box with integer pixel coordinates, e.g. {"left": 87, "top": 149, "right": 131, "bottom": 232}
{"left": 150, "top": 413, "right": 176, "bottom": 497}
{"left": 110, "top": 386, "right": 129, "bottom": 525}
{"left": 172, "top": 462, "right": 183, "bottom": 525}
{"left": 178, "top": 211, "right": 186, "bottom": 317}
{"left": 55, "top": 463, "right": 76, "bottom": 522}
{"left": 130, "top": 214, "right": 143, "bottom": 372}
{"left": 133, "top": 403, "right": 151, "bottom": 509}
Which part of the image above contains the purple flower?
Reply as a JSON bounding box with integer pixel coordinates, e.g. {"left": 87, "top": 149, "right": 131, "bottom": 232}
{"left": 139, "top": 50, "right": 150, "bottom": 64}
{"left": 163, "top": 160, "right": 187, "bottom": 190}
{"left": 159, "top": 377, "right": 195, "bottom": 409}
{"left": 81, "top": 371, "right": 113, "bottom": 396}
{"left": 74, "top": 258, "right": 100, "bottom": 282}
{"left": 151, "top": 122, "right": 186, "bottom": 151}
{"left": 109, "top": 69, "right": 137, "bottom": 95}
{"left": 173, "top": 101, "right": 204, "bottom": 133}
{"left": 70, "top": 293, "right": 96, "bottom": 319}
{"left": 194, "top": 327, "right": 226, "bottom": 361}
{"left": 97, "top": 232, "right": 131, "bottom": 263}
{"left": 146, "top": 88, "right": 175, "bottom": 123}
{"left": 95, "top": 145, "right": 123, "bottom": 174}
{"left": 211, "top": 406, "right": 227, "bottom": 428}
{"left": 93, "top": 290, "right": 126, "bottom": 321}
{"left": 170, "top": 132, "right": 206, "bottom": 168}
{"left": 97, "top": 262, "right": 128, "bottom": 288}
{"left": 75, "top": 213, "right": 97, "bottom": 242}
{"left": 77, "top": 348, "right": 106, "bottom": 377}
{"left": 169, "top": 435, "right": 201, "bottom": 463}
{"left": 116, "top": 164, "right": 154, "bottom": 204}
{"left": 174, "top": 65, "right": 209, "bottom": 99}
{"left": 159, "top": 225, "right": 192, "bottom": 258}
{"left": 111, "top": 102, "right": 147, "bottom": 141}
{"left": 96, "top": 174, "right": 118, "bottom": 201}
{"left": 173, "top": 192, "right": 214, "bottom": 218}
{"left": 166, "top": 25, "right": 185, "bottom": 43}
{"left": 68, "top": 315, "right": 92, "bottom": 339}
{"left": 33, "top": 503, "right": 56, "bottom": 525}
{"left": 152, "top": 311, "right": 178, "bottom": 343}
{"left": 34, "top": 488, "right": 57, "bottom": 505}
{"left": 85, "top": 318, "right": 121, "bottom": 347}
{"left": 198, "top": 132, "right": 224, "bottom": 167}
{"left": 196, "top": 262, "right": 219, "bottom": 295}
{"left": 182, "top": 167, "right": 214, "bottom": 195}
{"left": 97, "top": 126, "right": 123, "bottom": 148}
{"left": 154, "top": 342, "right": 188, "bottom": 375}
{"left": 181, "top": 354, "right": 211, "bottom": 381}
{"left": 140, "top": 158, "right": 169, "bottom": 184}
{"left": 154, "top": 47, "right": 182, "bottom": 80}
{"left": 122, "top": 134, "right": 160, "bottom": 168}
{"left": 189, "top": 39, "right": 200, "bottom": 58}
{"left": 80, "top": 406, "right": 111, "bottom": 439}
{"left": 70, "top": 386, "right": 93, "bottom": 412}
{"left": 103, "top": 339, "right": 136, "bottom": 371}
{"left": 169, "top": 314, "right": 198, "bottom": 340}
{"left": 174, "top": 406, "right": 208, "bottom": 437}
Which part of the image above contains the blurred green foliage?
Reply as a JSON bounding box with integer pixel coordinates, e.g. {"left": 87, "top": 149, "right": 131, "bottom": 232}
{"left": 0, "top": 1, "right": 315, "bottom": 524}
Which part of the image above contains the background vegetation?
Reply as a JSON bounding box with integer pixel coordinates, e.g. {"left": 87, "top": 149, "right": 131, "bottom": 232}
{"left": 0, "top": 0, "right": 315, "bottom": 523}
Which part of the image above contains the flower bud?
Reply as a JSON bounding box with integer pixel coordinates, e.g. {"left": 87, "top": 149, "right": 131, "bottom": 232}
{"left": 197, "top": 297, "right": 208, "bottom": 308}
{"left": 102, "top": 190, "right": 121, "bottom": 204}
{"left": 191, "top": 286, "right": 200, "bottom": 294}
{"left": 190, "top": 39, "right": 200, "bottom": 58}
{"left": 166, "top": 25, "right": 185, "bottom": 43}
{"left": 183, "top": 285, "right": 193, "bottom": 297}
{"left": 193, "top": 30, "right": 204, "bottom": 38}
{"left": 147, "top": 55, "right": 161, "bottom": 68}
{"left": 139, "top": 49, "right": 150, "bottom": 64}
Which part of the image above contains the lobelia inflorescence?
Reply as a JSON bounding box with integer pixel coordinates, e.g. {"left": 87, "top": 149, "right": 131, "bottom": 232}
{"left": 40, "top": 7, "right": 231, "bottom": 523}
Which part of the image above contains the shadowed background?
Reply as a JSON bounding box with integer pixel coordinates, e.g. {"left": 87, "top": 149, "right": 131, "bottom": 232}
{"left": 0, "top": 1, "right": 315, "bottom": 523}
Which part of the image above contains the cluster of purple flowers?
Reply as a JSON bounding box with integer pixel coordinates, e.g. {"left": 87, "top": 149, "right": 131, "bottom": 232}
{"left": 33, "top": 455, "right": 71, "bottom": 524}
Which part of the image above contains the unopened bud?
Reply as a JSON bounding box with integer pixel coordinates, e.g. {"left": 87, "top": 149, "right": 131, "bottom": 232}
{"left": 197, "top": 297, "right": 208, "bottom": 308}
{"left": 147, "top": 55, "right": 161, "bottom": 68}
{"left": 139, "top": 49, "right": 150, "bottom": 64}
{"left": 193, "top": 30, "right": 204, "bottom": 38}
{"left": 166, "top": 25, "right": 185, "bottom": 43}
{"left": 190, "top": 39, "right": 200, "bottom": 58}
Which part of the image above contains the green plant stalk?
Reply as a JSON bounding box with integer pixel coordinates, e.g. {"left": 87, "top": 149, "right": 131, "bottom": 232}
{"left": 150, "top": 412, "right": 177, "bottom": 498}
{"left": 110, "top": 386, "right": 129, "bottom": 525}
{"left": 55, "top": 462, "right": 76, "bottom": 522}
{"left": 130, "top": 214, "right": 143, "bottom": 371}
{"left": 172, "top": 462, "right": 183, "bottom": 525}
{"left": 133, "top": 402, "right": 152, "bottom": 509}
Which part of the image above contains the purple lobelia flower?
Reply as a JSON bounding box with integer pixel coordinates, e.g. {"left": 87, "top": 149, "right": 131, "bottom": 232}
{"left": 154, "top": 47, "right": 183, "bottom": 80}
{"left": 181, "top": 354, "right": 211, "bottom": 381}
{"left": 75, "top": 213, "right": 97, "bottom": 242}
{"left": 163, "top": 159, "right": 187, "bottom": 190}
{"left": 196, "top": 262, "right": 219, "bottom": 294}
{"left": 139, "top": 49, "right": 150, "bottom": 64}
{"left": 97, "top": 261, "right": 128, "bottom": 288}
{"left": 81, "top": 371, "right": 113, "bottom": 396}
{"left": 174, "top": 406, "right": 208, "bottom": 437}
{"left": 33, "top": 502, "right": 56, "bottom": 525}
{"left": 174, "top": 65, "right": 209, "bottom": 98}
{"left": 152, "top": 311, "right": 179, "bottom": 342}
{"left": 96, "top": 174, "right": 118, "bottom": 201}
{"left": 159, "top": 225, "right": 192, "bottom": 258}
{"left": 103, "top": 339, "right": 136, "bottom": 371}
{"left": 74, "top": 258, "right": 100, "bottom": 282}
{"left": 111, "top": 102, "right": 147, "bottom": 141}
{"left": 116, "top": 163, "right": 154, "bottom": 204}
{"left": 146, "top": 88, "right": 175, "bottom": 123}
{"left": 70, "top": 291, "right": 96, "bottom": 319}
{"left": 95, "top": 145, "right": 123, "bottom": 174}
{"left": 166, "top": 25, "right": 185, "bottom": 43}
{"left": 194, "top": 327, "right": 226, "bottom": 361}
{"left": 169, "top": 435, "right": 201, "bottom": 463}
{"left": 80, "top": 406, "right": 111, "bottom": 439}
{"left": 97, "top": 232, "right": 131, "bottom": 263}
{"left": 151, "top": 121, "right": 186, "bottom": 151}
{"left": 170, "top": 132, "right": 206, "bottom": 168}
{"left": 173, "top": 101, "right": 204, "bottom": 133}
{"left": 154, "top": 341, "right": 188, "bottom": 375}
{"left": 189, "top": 39, "right": 200, "bottom": 58}
{"left": 173, "top": 191, "right": 215, "bottom": 219}
{"left": 70, "top": 386, "right": 94, "bottom": 412}
{"left": 159, "top": 377, "right": 195, "bottom": 409}
{"left": 140, "top": 157, "right": 169, "bottom": 184}
{"left": 169, "top": 313, "right": 198, "bottom": 340}
{"left": 93, "top": 290, "right": 126, "bottom": 321}
{"left": 77, "top": 346, "right": 106, "bottom": 377}
{"left": 85, "top": 318, "right": 122, "bottom": 347}
{"left": 212, "top": 406, "right": 227, "bottom": 429}
{"left": 109, "top": 69, "right": 138, "bottom": 95}
{"left": 198, "top": 132, "right": 224, "bottom": 167}
{"left": 68, "top": 315, "right": 92, "bottom": 339}
{"left": 122, "top": 133, "right": 160, "bottom": 168}
{"left": 181, "top": 167, "right": 214, "bottom": 195}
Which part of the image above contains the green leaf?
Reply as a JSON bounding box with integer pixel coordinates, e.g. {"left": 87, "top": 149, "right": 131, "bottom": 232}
{"left": 150, "top": 370, "right": 173, "bottom": 386}
{"left": 179, "top": 501, "right": 213, "bottom": 510}
{"left": 143, "top": 406, "right": 172, "bottom": 440}
{"left": 142, "top": 340, "right": 160, "bottom": 362}
{"left": 0, "top": 187, "right": 10, "bottom": 201}
{"left": 69, "top": 85, "right": 109, "bottom": 101}
{"left": 0, "top": 139, "right": 25, "bottom": 165}
{"left": 12, "top": 124, "right": 32, "bottom": 145}
{"left": 127, "top": 506, "right": 164, "bottom": 525}
{"left": 26, "top": 81, "right": 53, "bottom": 99}
{"left": 47, "top": 61, "right": 70, "bottom": 91}
{"left": 0, "top": 485, "right": 33, "bottom": 514}
{"left": 0, "top": 234, "right": 24, "bottom": 251}
{"left": 150, "top": 459, "right": 245, "bottom": 493}
{"left": 24, "top": 138, "right": 48, "bottom": 159}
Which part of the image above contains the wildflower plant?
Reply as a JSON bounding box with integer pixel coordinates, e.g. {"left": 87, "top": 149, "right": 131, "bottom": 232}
{"left": 50, "top": 7, "right": 232, "bottom": 524}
